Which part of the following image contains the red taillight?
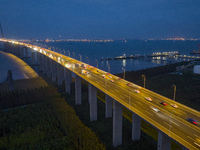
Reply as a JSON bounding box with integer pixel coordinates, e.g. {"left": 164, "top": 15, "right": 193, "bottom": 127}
{"left": 193, "top": 121, "right": 197, "bottom": 125}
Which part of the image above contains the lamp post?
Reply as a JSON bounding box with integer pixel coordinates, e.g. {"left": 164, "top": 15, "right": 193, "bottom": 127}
{"left": 79, "top": 54, "right": 82, "bottom": 61}
{"left": 95, "top": 59, "right": 98, "bottom": 68}
{"left": 107, "top": 63, "right": 110, "bottom": 73}
{"left": 142, "top": 74, "right": 146, "bottom": 88}
{"left": 173, "top": 85, "right": 176, "bottom": 101}
{"left": 67, "top": 51, "right": 70, "bottom": 57}
{"left": 122, "top": 68, "right": 125, "bottom": 79}
{"left": 86, "top": 56, "right": 89, "bottom": 64}
{"left": 63, "top": 50, "right": 65, "bottom": 55}
{"left": 73, "top": 52, "right": 75, "bottom": 59}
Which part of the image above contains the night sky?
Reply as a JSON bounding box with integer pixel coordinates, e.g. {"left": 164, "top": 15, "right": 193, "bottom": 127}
{"left": 1, "top": 0, "right": 200, "bottom": 39}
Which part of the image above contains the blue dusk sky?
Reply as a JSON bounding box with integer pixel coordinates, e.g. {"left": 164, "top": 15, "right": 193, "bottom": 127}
{"left": 1, "top": 0, "right": 200, "bottom": 40}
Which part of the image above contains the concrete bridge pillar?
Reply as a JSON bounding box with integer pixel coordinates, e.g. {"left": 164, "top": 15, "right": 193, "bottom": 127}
{"left": 64, "top": 68, "right": 71, "bottom": 94}
{"left": 132, "top": 112, "right": 141, "bottom": 141}
{"left": 157, "top": 131, "right": 171, "bottom": 150}
{"left": 113, "top": 100, "right": 123, "bottom": 147}
{"left": 46, "top": 57, "right": 51, "bottom": 77}
{"left": 89, "top": 83, "right": 97, "bottom": 121}
{"left": 51, "top": 60, "right": 57, "bottom": 82}
{"left": 57, "top": 63, "right": 64, "bottom": 85}
{"left": 75, "top": 74, "right": 82, "bottom": 105}
{"left": 105, "top": 95, "right": 112, "bottom": 118}
{"left": 36, "top": 52, "right": 40, "bottom": 65}
{"left": 25, "top": 47, "right": 28, "bottom": 57}
{"left": 21, "top": 47, "right": 25, "bottom": 57}
{"left": 43, "top": 55, "right": 47, "bottom": 75}
{"left": 39, "top": 53, "right": 43, "bottom": 72}
{"left": 31, "top": 52, "right": 35, "bottom": 65}
{"left": 19, "top": 47, "right": 23, "bottom": 57}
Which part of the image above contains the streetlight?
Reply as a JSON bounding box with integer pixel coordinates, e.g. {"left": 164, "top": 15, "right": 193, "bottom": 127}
{"left": 79, "top": 54, "right": 82, "bottom": 61}
{"left": 67, "top": 51, "right": 70, "bottom": 57}
{"left": 59, "top": 49, "right": 61, "bottom": 54}
{"left": 86, "top": 56, "right": 89, "bottom": 64}
{"left": 172, "top": 85, "right": 176, "bottom": 101}
{"left": 142, "top": 74, "right": 146, "bottom": 88}
{"left": 73, "top": 52, "right": 75, "bottom": 59}
{"left": 95, "top": 59, "right": 98, "bottom": 68}
{"left": 122, "top": 68, "right": 125, "bottom": 79}
{"left": 63, "top": 50, "right": 65, "bottom": 55}
{"left": 107, "top": 63, "right": 110, "bottom": 73}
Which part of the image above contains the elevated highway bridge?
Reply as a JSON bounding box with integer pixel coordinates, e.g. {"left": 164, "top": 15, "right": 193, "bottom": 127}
{"left": 1, "top": 38, "right": 200, "bottom": 150}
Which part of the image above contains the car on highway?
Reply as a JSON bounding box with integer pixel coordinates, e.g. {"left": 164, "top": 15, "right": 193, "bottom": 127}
{"left": 134, "top": 90, "right": 140, "bottom": 93}
{"left": 97, "top": 70, "right": 100, "bottom": 72}
{"left": 127, "top": 83, "right": 132, "bottom": 87}
{"left": 102, "top": 75, "right": 106, "bottom": 78}
{"left": 160, "top": 102, "right": 168, "bottom": 106}
{"left": 110, "top": 79, "right": 114, "bottom": 83}
{"left": 109, "top": 76, "right": 112, "bottom": 78}
{"left": 170, "top": 104, "right": 178, "bottom": 108}
{"left": 150, "top": 106, "right": 159, "bottom": 112}
{"left": 187, "top": 118, "right": 198, "bottom": 125}
{"left": 145, "top": 97, "right": 152, "bottom": 102}
{"left": 118, "top": 78, "right": 122, "bottom": 80}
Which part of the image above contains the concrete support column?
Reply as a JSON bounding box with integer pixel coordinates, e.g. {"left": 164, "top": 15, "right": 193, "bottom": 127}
{"left": 157, "top": 131, "right": 171, "bottom": 150}
{"left": 64, "top": 68, "right": 71, "bottom": 94}
{"left": 20, "top": 47, "right": 23, "bottom": 57}
{"left": 39, "top": 53, "right": 43, "bottom": 72}
{"left": 16, "top": 46, "right": 20, "bottom": 56}
{"left": 105, "top": 95, "right": 112, "bottom": 118}
{"left": 57, "top": 63, "right": 64, "bottom": 85}
{"left": 46, "top": 58, "right": 51, "bottom": 77}
{"left": 132, "top": 112, "right": 141, "bottom": 141}
{"left": 89, "top": 83, "right": 97, "bottom": 121}
{"left": 113, "top": 100, "right": 123, "bottom": 147}
{"left": 51, "top": 60, "right": 57, "bottom": 82}
{"left": 21, "top": 48, "right": 25, "bottom": 57}
{"left": 25, "top": 48, "right": 28, "bottom": 57}
{"left": 43, "top": 55, "right": 47, "bottom": 75}
{"left": 36, "top": 52, "right": 40, "bottom": 64}
{"left": 31, "top": 52, "right": 35, "bottom": 65}
{"left": 75, "top": 74, "right": 82, "bottom": 105}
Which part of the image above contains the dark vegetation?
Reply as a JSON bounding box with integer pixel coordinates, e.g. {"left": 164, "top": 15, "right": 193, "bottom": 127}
{"left": 0, "top": 86, "right": 105, "bottom": 149}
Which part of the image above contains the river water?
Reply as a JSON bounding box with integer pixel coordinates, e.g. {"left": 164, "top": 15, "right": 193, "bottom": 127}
{"left": 39, "top": 40, "right": 200, "bottom": 73}
{"left": 0, "top": 40, "right": 199, "bottom": 83}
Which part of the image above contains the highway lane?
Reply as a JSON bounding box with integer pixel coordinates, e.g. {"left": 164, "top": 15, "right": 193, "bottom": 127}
{"left": 1, "top": 39, "right": 200, "bottom": 149}
{"left": 87, "top": 70, "right": 200, "bottom": 149}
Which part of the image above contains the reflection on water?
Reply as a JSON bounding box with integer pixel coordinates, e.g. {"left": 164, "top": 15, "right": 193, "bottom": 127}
{"left": 122, "top": 59, "right": 126, "bottom": 67}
